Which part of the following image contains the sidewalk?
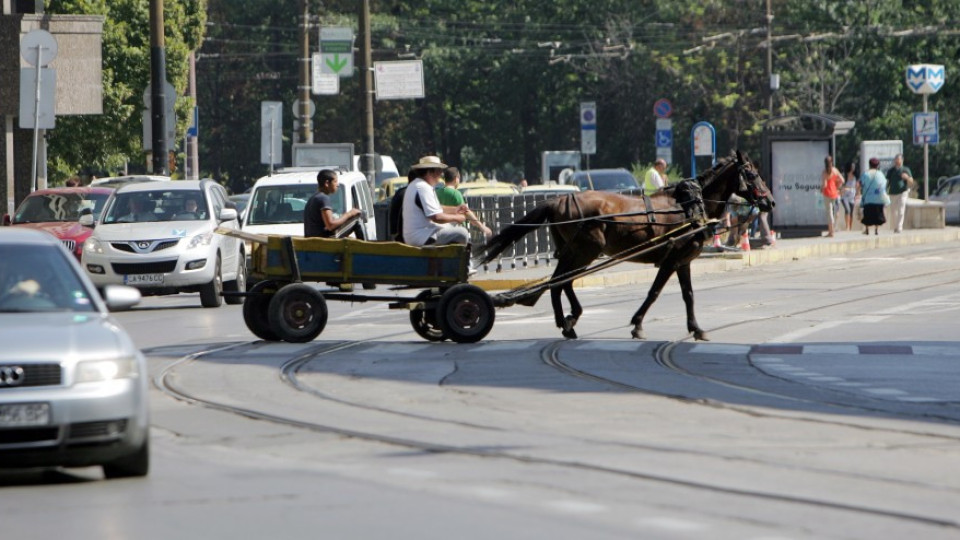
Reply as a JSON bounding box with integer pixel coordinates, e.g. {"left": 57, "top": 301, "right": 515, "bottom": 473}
{"left": 470, "top": 226, "right": 960, "bottom": 292}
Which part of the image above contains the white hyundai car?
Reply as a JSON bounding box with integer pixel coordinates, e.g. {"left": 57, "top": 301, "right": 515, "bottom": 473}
{"left": 81, "top": 179, "right": 245, "bottom": 307}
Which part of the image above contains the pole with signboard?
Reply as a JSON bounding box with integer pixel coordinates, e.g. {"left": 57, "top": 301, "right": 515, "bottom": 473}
{"left": 653, "top": 98, "right": 673, "bottom": 167}
{"left": 19, "top": 30, "right": 57, "bottom": 192}
{"left": 580, "top": 102, "right": 596, "bottom": 170}
{"left": 690, "top": 121, "right": 716, "bottom": 177}
{"left": 905, "top": 64, "right": 944, "bottom": 201}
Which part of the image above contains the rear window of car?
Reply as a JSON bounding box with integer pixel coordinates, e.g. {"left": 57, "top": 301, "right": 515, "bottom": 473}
{"left": 14, "top": 192, "right": 110, "bottom": 224}
{"left": 571, "top": 171, "right": 639, "bottom": 191}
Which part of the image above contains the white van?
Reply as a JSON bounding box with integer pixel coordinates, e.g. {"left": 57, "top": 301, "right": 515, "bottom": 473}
{"left": 352, "top": 155, "right": 400, "bottom": 189}
{"left": 242, "top": 169, "right": 377, "bottom": 249}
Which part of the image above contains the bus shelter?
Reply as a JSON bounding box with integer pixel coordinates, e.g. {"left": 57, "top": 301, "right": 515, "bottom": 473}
{"left": 761, "top": 114, "right": 855, "bottom": 234}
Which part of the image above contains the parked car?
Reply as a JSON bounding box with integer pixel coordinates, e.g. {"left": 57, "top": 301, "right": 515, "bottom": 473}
{"left": 228, "top": 193, "right": 251, "bottom": 221}
{"left": 90, "top": 175, "right": 171, "bottom": 189}
{"left": 568, "top": 168, "right": 640, "bottom": 192}
{"left": 520, "top": 183, "right": 580, "bottom": 196}
{"left": 375, "top": 176, "right": 408, "bottom": 201}
{"left": 2, "top": 186, "right": 113, "bottom": 261}
{"left": 0, "top": 228, "right": 148, "bottom": 478}
{"left": 930, "top": 175, "right": 960, "bottom": 224}
{"left": 457, "top": 181, "right": 520, "bottom": 197}
{"left": 80, "top": 179, "right": 245, "bottom": 307}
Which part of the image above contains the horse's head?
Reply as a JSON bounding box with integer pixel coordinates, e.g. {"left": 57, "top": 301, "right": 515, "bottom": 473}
{"left": 671, "top": 179, "right": 706, "bottom": 221}
{"left": 734, "top": 150, "right": 775, "bottom": 212}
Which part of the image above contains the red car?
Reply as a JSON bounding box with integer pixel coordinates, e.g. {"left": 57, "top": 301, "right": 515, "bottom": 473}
{"left": 2, "top": 186, "right": 114, "bottom": 260}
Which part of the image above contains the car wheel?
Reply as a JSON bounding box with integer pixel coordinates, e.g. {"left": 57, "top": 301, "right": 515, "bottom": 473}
{"left": 199, "top": 255, "right": 223, "bottom": 308}
{"left": 102, "top": 434, "right": 149, "bottom": 479}
{"left": 223, "top": 258, "right": 246, "bottom": 305}
{"left": 267, "top": 283, "right": 328, "bottom": 343}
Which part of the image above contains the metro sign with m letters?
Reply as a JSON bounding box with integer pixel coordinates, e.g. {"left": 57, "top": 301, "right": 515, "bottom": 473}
{"left": 906, "top": 64, "right": 945, "bottom": 95}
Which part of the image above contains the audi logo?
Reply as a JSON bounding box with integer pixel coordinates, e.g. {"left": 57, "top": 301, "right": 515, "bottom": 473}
{"left": 0, "top": 366, "right": 25, "bottom": 386}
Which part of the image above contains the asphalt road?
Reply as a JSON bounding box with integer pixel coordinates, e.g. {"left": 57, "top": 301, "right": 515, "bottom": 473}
{"left": 2, "top": 240, "right": 959, "bottom": 539}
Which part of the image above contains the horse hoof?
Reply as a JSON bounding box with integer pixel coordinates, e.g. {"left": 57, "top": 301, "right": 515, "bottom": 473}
{"left": 562, "top": 328, "right": 578, "bottom": 339}
{"left": 631, "top": 328, "right": 646, "bottom": 340}
{"left": 692, "top": 330, "right": 710, "bottom": 341}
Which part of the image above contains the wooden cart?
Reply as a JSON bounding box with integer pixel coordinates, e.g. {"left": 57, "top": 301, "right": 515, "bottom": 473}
{"left": 220, "top": 229, "right": 495, "bottom": 344}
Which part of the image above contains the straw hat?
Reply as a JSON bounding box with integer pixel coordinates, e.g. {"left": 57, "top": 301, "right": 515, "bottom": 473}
{"left": 410, "top": 155, "right": 447, "bottom": 170}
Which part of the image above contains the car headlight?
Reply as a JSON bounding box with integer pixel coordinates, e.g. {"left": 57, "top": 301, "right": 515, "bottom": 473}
{"left": 76, "top": 357, "right": 139, "bottom": 383}
{"left": 187, "top": 232, "right": 214, "bottom": 249}
{"left": 83, "top": 237, "right": 105, "bottom": 254}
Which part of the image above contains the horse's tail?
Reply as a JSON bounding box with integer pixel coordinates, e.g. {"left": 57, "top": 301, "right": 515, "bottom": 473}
{"left": 477, "top": 202, "right": 553, "bottom": 264}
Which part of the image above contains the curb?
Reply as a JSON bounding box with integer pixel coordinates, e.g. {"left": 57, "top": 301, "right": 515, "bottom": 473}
{"left": 471, "top": 228, "right": 960, "bottom": 292}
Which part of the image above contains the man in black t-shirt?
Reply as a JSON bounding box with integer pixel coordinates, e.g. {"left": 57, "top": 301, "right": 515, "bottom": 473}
{"left": 304, "top": 169, "right": 362, "bottom": 238}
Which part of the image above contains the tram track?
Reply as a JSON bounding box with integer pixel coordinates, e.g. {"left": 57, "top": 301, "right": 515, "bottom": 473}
{"left": 148, "top": 243, "right": 960, "bottom": 533}
{"left": 154, "top": 345, "right": 960, "bottom": 530}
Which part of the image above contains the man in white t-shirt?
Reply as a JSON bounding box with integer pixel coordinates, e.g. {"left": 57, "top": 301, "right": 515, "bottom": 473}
{"left": 643, "top": 158, "right": 667, "bottom": 195}
{"left": 402, "top": 156, "right": 471, "bottom": 247}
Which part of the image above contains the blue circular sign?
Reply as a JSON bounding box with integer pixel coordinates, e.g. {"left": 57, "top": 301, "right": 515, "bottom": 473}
{"left": 653, "top": 98, "right": 673, "bottom": 119}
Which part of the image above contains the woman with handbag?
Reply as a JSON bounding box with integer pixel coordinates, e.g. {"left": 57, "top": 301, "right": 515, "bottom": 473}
{"left": 820, "top": 155, "right": 844, "bottom": 237}
{"left": 858, "top": 157, "right": 889, "bottom": 235}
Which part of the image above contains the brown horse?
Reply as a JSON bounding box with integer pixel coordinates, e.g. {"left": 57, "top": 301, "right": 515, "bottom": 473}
{"left": 479, "top": 151, "right": 774, "bottom": 340}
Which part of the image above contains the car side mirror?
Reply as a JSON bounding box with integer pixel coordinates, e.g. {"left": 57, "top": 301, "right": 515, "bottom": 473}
{"left": 79, "top": 213, "right": 95, "bottom": 227}
{"left": 219, "top": 208, "right": 238, "bottom": 223}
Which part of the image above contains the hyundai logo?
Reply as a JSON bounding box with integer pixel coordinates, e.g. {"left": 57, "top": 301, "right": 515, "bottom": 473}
{"left": 137, "top": 241, "right": 151, "bottom": 250}
{"left": 0, "top": 366, "right": 25, "bottom": 386}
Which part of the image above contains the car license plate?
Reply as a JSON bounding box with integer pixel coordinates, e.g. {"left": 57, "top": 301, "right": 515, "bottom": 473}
{"left": 124, "top": 273, "right": 163, "bottom": 285}
{"left": 0, "top": 402, "right": 50, "bottom": 427}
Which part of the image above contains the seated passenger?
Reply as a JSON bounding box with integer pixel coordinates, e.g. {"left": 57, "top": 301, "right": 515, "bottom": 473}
{"left": 402, "top": 156, "right": 471, "bottom": 247}
{"left": 304, "top": 169, "right": 362, "bottom": 238}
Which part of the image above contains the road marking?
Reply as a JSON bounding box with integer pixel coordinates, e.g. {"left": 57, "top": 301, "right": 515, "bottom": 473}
{"left": 634, "top": 516, "right": 706, "bottom": 532}
{"left": 864, "top": 388, "right": 909, "bottom": 396}
{"left": 361, "top": 344, "right": 431, "bottom": 355}
{"left": 543, "top": 499, "right": 607, "bottom": 514}
{"left": 574, "top": 341, "right": 645, "bottom": 352}
{"left": 689, "top": 344, "right": 751, "bottom": 355}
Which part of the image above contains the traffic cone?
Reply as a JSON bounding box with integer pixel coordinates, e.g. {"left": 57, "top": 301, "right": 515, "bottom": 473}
{"left": 740, "top": 231, "right": 751, "bottom": 251}
{"left": 712, "top": 234, "right": 723, "bottom": 249}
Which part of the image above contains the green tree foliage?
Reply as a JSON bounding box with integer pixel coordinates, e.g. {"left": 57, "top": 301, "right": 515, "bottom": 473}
{"left": 45, "top": 0, "right": 206, "bottom": 182}
{"left": 48, "top": 1, "right": 960, "bottom": 187}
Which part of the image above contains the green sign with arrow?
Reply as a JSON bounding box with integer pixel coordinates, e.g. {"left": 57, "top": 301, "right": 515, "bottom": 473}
{"left": 320, "top": 27, "right": 354, "bottom": 78}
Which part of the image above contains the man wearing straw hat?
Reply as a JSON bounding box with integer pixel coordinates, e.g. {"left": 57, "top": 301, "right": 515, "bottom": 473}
{"left": 402, "top": 155, "right": 472, "bottom": 247}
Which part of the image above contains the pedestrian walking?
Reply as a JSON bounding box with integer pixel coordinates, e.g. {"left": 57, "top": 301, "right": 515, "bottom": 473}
{"left": 859, "top": 157, "right": 888, "bottom": 235}
{"left": 840, "top": 161, "right": 858, "bottom": 231}
{"left": 820, "top": 155, "right": 843, "bottom": 237}
{"left": 885, "top": 153, "right": 914, "bottom": 233}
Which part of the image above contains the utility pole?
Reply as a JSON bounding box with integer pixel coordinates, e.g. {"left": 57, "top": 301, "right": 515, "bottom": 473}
{"left": 766, "top": 0, "right": 775, "bottom": 118}
{"left": 185, "top": 51, "right": 198, "bottom": 179}
{"left": 359, "top": 0, "right": 375, "bottom": 186}
{"left": 149, "top": 0, "right": 169, "bottom": 174}
{"left": 297, "top": 0, "right": 312, "bottom": 143}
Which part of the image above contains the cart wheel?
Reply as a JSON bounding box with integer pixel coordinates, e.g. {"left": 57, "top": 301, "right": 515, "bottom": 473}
{"left": 242, "top": 281, "right": 280, "bottom": 341}
{"left": 437, "top": 284, "right": 495, "bottom": 343}
{"left": 409, "top": 290, "right": 446, "bottom": 342}
{"left": 268, "top": 283, "right": 328, "bottom": 343}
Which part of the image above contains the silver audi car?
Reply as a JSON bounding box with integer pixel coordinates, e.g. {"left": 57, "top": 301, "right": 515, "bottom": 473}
{"left": 0, "top": 228, "right": 149, "bottom": 478}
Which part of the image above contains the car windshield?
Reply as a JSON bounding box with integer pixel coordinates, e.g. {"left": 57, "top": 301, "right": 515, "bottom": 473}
{"left": 14, "top": 192, "right": 110, "bottom": 224}
{"left": 572, "top": 171, "right": 640, "bottom": 191}
{"left": 0, "top": 244, "right": 97, "bottom": 313}
{"left": 103, "top": 190, "right": 208, "bottom": 224}
{"left": 246, "top": 185, "right": 339, "bottom": 226}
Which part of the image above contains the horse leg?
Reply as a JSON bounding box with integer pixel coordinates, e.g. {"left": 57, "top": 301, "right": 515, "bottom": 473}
{"left": 550, "top": 248, "right": 599, "bottom": 339}
{"left": 629, "top": 263, "right": 677, "bottom": 340}
{"left": 676, "top": 264, "right": 708, "bottom": 341}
